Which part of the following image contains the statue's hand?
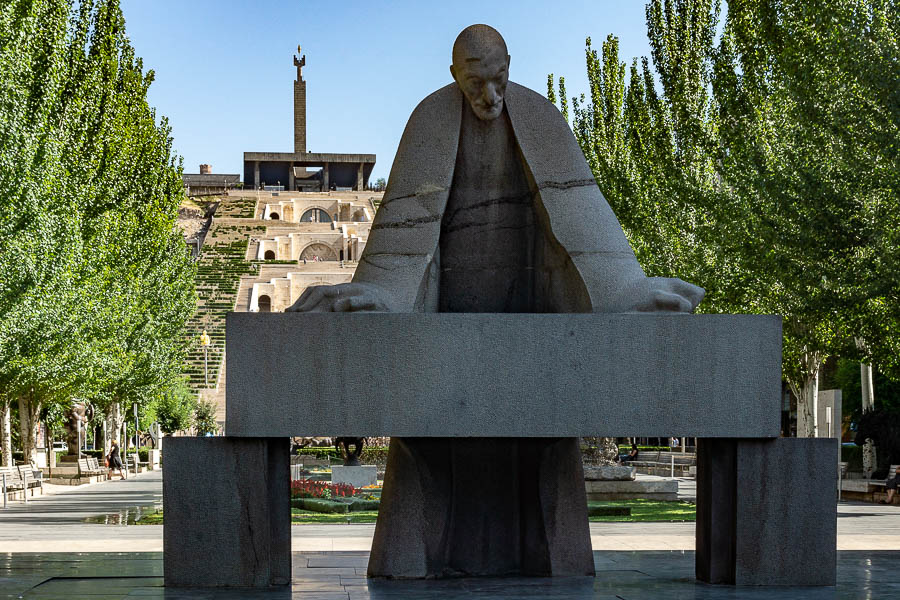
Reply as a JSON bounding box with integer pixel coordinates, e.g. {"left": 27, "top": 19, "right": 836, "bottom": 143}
{"left": 285, "top": 282, "right": 396, "bottom": 313}
{"left": 614, "top": 277, "right": 705, "bottom": 313}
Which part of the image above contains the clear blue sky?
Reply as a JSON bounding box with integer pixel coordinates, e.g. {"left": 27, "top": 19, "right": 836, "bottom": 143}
{"left": 120, "top": 1, "right": 654, "bottom": 182}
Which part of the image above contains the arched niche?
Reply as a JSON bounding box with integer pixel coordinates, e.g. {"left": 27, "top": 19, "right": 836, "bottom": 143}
{"left": 300, "top": 208, "right": 332, "bottom": 223}
{"left": 299, "top": 242, "right": 338, "bottom": 262}
{"left": 258, "top": 294, "right": 272, "bottom": 312}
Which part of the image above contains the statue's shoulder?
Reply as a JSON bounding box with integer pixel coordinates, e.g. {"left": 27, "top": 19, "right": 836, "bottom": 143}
{"left": 505, "top": 81, "right": 563, "bottom": 120}
{"left": 406, "top": 83, "right": 462, "bottom": 123}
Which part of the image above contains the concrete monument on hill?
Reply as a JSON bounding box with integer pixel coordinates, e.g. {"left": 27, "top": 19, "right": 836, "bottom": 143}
{"left": 287, "top": 24, "right": 703, "bottom": 578}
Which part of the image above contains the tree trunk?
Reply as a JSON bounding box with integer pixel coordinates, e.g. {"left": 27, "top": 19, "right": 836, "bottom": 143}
{"left": 106, "top": 403, "right": 126, "bottom": 456}
{"left": 860, "top": 361, "right": 876, "bottom": 476}
{"left": 17, "top": 393, "right": 42, "bottom": 463}
{"left": 0, "top": 397, "right": 11, "bottom": 467}
{"left": 790, "top": 351, "right": 823, "bottom": 438}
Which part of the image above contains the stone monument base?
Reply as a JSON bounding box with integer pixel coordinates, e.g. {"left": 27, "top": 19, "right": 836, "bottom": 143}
{"left": 367, "top": 437, "right": 595, "bottom": 578}
{"left": 585, "top": 479, "right": 678, "bottom": 501}
{"left": 332, "top": 465, "right": 377, "bottom": 489}
{"left": 696, "top": 437, "right": 837, "bottom": 586}
{"left": 163, "top": 437, "right": 290, "bottom": 587}
{"left": 583, "top": 465, "right": 636, "bottom": 480}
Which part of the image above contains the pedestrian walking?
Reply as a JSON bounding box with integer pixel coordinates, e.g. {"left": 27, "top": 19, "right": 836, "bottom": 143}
{"left": 107, "top": 440, "right": 125, "bottom": 480}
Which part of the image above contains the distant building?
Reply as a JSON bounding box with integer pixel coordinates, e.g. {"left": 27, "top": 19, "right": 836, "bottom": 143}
{"left": 182, "top": 165, "right": 240, "bottom": 196}
{"left": 242, "top": 46, "right": 375, "bottom": 191}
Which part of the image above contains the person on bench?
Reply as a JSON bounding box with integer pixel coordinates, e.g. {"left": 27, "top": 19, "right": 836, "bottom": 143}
{"left": 880, "top": 465, "right": 900, "bottom": 504}
{"left": 620, "top": 443, "right": 638, "bottom": 464}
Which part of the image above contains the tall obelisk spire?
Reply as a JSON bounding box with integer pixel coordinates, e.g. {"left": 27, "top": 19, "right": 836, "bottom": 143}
{"left": 293, "top": 45, "right": 306, "bottom": 154}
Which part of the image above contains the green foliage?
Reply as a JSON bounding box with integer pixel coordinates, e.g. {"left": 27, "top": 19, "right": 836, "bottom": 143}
{"left": 294, "top": 447, "right": 342, "bottom": 459}
{"left": 291, "top": 498, "right": 349, "bottom": 514}
{"left": 833, "top": 360, "right": 900, "bottom": 420}
{"left": 551, "top": 0, "right": 900, "bottom": 432}
{"left": 348, "top": 498, "right": 380, "bottom": 512}
{"left": 0, "top": 0, "right": 196, "bottom": 454}
{"left": 146, "top": 382, "right": 196, "bottom": 434}
{"left": 290, "top": 510, "right": 378, "bottom": 524}
{"left": 192, "top": 400, "right": 218, "bottom": 436}
{"left": 712, "top": 0, "right": 900, "bottom": 388}
{"left": 587, "top": 499, "right": 696, "bottom": 522}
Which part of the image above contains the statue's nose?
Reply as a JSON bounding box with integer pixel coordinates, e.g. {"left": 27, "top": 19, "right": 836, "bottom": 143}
{"left": 483, "top": 83, "right": 501, "bottom": 106}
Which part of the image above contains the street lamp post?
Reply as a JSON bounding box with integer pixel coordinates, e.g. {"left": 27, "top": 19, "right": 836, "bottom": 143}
{"left": 200, "top": 329, "right": 211, "bottom": 387}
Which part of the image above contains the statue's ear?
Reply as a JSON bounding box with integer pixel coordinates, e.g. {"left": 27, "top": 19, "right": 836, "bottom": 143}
{"left": 449, "top": 64, "right": 456, "bottom": 80}
{"left": 507, "top": 55, "right": 511, "bottom": 69}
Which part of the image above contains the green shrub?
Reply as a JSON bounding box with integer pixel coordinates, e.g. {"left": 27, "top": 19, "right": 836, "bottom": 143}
{"left": 348, "top": 498, "right": 380, "bottom": 512}
{"left": 291, "top": 498, "right": 349, "bottom": 514}
{"left": 294, "top": 447, "right": 341, "bottom": 460}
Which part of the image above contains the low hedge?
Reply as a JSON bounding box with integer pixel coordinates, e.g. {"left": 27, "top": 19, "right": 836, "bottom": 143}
{"left": 292, "top": 498, "right": 348, "bottom": 514}
{"left": 294, "top": 445, "right": 390, "bottom": 464}
{"left": 348, "top": 498, "right": 380, "bottom": 512}
{"left": 290, "top": 497, "right": 381, "bottom": 514}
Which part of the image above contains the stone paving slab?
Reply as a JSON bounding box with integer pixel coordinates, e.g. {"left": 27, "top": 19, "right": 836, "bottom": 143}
{"left": 1, "top": 551, "right": 899, "bottom": 598}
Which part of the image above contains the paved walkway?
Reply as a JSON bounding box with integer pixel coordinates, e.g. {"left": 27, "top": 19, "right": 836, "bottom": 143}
{"left": 2, "top": 470, "right": 899, "bottom": 553}
{"left": 2, "top": 550, "right": 898, "bottom": 598}
{"left": 2, "top": 472, "right": 900, "bottom": 597}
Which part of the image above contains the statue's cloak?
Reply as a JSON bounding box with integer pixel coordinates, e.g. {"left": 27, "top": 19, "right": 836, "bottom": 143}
{"left": 353, "top": 81, "right": 646, "bottom": 312}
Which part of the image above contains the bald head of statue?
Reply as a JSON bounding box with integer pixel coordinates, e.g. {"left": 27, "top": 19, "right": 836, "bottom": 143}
{"left": 450, "top": 25, "right": 510, "bottom": 121}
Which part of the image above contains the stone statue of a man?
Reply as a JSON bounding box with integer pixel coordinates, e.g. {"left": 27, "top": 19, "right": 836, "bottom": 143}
{"left": 289, "top": 24, "right": 703, "bottom": 578}
{"left": 64, "top": 401, "right": 93, "bottom": 456}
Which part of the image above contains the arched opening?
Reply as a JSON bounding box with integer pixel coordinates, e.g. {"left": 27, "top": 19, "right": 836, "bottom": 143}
{"left": 269, "top": 212, "right": 280, "bottom": 220}
{"left": 264, "top": 250, "right": 276, "bottom": 260}
{"left": 299, "top": 243, "right": 338, "bottom": 262}
{"left": 351, "top": 209, "right": 368, "bottom": 222}
{"left": 258, "top": 294, "right": 272, "bottom": 312}
{"left": 300, "top": 208, "right": 332, "bottom": 223}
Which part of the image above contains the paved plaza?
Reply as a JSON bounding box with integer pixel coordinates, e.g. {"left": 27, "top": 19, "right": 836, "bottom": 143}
{"left": 0, "top": 470, "right": 899, "bottom": 597}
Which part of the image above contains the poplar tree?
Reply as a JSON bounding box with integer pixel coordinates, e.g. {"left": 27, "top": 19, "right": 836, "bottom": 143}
{"left": 551, "top": 0, "right": 900, "bottom": 437}
{"left": 0, "top": 0, "right": 196, "bottom": 461}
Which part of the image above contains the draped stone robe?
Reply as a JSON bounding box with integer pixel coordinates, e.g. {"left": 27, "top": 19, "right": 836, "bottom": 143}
{"left": 366, "top": 89, "right": 602, "bottom": 578}
{"left": 351, "top": 81, "right": 648, "bottom": 313}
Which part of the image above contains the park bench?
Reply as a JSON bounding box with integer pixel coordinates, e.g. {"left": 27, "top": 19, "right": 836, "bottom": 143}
{"left": 0, "top": 466, "right": 26, "bottom": 503}
{"left": 839, "top": 464, "right": 899, "bottom": 502}
{"left": 128, "top": 453, "right": 149, "bottom": 473}
{"left": 871, "top": 465, "right": 900, "bottom": 503}
{"left": 630, "top": 451, "right": 697, "bottom": 476}
{"left": 17, "top": 463, "right": 43, "bottom": 497}
{"left": 869, "top": 464, "right": 900, "bottom": 488}
{"left": 79, "top": 458, "right": 106, "bottom": 478}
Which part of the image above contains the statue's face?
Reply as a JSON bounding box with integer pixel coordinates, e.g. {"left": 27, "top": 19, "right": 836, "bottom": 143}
{"left": 451, "top": 44, "right": 510, "bottom": 121}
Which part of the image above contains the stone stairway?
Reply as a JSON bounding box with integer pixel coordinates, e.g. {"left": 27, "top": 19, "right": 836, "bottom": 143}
{"left": 182, "top": 197, "right": 267, "bottom": 394}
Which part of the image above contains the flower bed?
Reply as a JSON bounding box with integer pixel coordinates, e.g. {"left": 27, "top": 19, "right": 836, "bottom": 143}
{"left": 291, "top": 478, "right": 354, "bottom": 499}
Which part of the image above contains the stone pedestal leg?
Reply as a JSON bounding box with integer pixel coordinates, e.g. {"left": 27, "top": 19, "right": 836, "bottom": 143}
{"left": 696, "top": 437, "right": 837, "bottom": 586}
{"left": 163, "top": 437, "right": 290, "bottom": 587}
